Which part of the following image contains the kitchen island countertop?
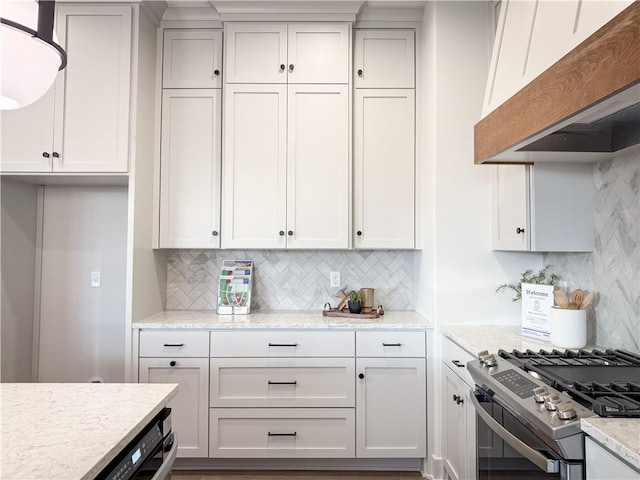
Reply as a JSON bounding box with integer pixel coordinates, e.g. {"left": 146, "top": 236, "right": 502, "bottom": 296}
{"left": 441, "top": 324, "right": 639, "bottom": 471}
{"left": 0, "top": 383, "right": 178, "bottom": 480}
{"left": 133, "top": 310, "right": 432, "bottom": 330}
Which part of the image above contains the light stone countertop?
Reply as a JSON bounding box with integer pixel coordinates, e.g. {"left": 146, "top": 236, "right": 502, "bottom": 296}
{"left": 581, "top": 418, "right": 640, "bottom": 471}
{"left": 133, "top": 310, "right": 433, "bottom": 330}
{"left": 441, "top": 324, "right": 639, "bottom": 471}
{"left": 1, "top": 383, "right": 178, "bottom": 480}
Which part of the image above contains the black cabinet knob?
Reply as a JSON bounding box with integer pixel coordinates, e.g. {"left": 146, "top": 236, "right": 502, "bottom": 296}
{"left": 170, "top": 361, "right": 176, "bottom": 367}
{"left": 357, "top": 69, "right": 363, "bottom": 76}
{"left": 358, "top": 373, "right": 365, "bottom": 379}
{"left": 356, "top": 231, "right": 362, "bottom": 236}
{"left": 456, "top": 397, "right": 464, "bottom": 405}
{"left": 516, "top": 227, "right": 525, "bottom": 234}
{"left": 280, "top": 64, "right": 285, "bottom": 71}
{"left": 42, "top": 152, "right": 50, "bottom": 158}
{"left": 52, "top": 152, "right": 60, "bottom": 158}
{"left": 279, "top": 231, "right": 285, "bottom": 236}
{"left": 289, "top": 64, "right": 294, "bottom": 72}
{"left": 288, "top": 230, "right": 293, "bottom": 236}
{"left": 212, "top": 231, "right": 218, "bottom": 236}
{"left": 214, "top": 69, "right": 220, "bottom": 76}
{"left": 452, "top": 394, "right": 459, "bottom": 402}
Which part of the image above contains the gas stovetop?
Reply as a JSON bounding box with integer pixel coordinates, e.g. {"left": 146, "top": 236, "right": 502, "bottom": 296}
{"left": 499, "top": 348, "right": 640, "bottom": 417}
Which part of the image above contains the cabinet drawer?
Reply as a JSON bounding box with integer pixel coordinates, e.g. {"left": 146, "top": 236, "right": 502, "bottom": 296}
{"left": 210, "top": 331, "right": 354, "bottom": 357}
{"left": 209, "top": 408, "right": 355, "bottom": 458}
{"left": 210, "top": 358, "right": 355, "bottom": 408}
{"left": 356, "top": 331, "right": 425, "bottom": 357}
{"left": 442, "top": 336, "right": 476, "bottom": 388}
{"left": 139, "top": 331, "right": 209, "bottom": 357}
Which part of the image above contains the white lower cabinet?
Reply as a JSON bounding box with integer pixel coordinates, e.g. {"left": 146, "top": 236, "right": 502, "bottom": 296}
{"left": 139, "top": 357, "right": 209, "bottom": 458}
{"left": 209, "top": 408, "right": 356, "bottom": 458}
{"left": 355, "top": 331, "right": 426, "bottom": 458}
{"left": 586, "top": 437, "right": 640, "bottom": 480}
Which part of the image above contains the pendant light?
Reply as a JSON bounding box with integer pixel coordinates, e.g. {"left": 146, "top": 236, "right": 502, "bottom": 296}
{"left": 0, "top": 0, "right": 67, "bottom": 110}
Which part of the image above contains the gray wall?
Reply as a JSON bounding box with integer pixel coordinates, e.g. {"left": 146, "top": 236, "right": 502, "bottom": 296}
{"left": 166, "top": 249, "right": 414, "bottom": 311}
{"left": 1, "top": 178, "right": 38, "bottom": 382}
{"left": 546, "top": 147, "right": 640, "bottom": 351}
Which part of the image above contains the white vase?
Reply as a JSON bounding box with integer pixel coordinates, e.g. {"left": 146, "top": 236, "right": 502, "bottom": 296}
{"left": 549, "top": 306, "right": 587, "bottom": 349}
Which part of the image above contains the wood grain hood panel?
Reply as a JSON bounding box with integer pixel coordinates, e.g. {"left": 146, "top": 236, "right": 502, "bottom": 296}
{"left": 474, "top": 2, "right": 640, "bottom": 165}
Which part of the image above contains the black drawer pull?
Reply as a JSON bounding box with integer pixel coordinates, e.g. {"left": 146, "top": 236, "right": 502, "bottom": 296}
{"left": 268, "top": 381, "right": 297, "bottom": 385}
{"left": 451, "top": 360, "right": 465, "bottom": 368}
{"left": 170, "top": 361, "right": 176, "bottom": 367}
{"left": 382, "top": 343, "right": 402, "bottom": 347}
{"left": 268, "top": 432, "right": 297, "bottom": 437}
{"left": 163, "top": 343, "right": 184, "bottom": 347}
{"left": 268, "top": 343, "right": 298, "bottom": 347}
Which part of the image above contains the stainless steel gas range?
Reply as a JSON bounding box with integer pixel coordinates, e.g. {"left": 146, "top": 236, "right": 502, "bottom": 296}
{"left": 467, "top": 348, "right": 640, "bottom": 480}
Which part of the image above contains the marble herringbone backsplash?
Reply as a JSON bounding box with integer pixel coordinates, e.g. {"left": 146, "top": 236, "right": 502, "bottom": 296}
{"left": 546, "top": 148, "right": 640, "bottom": 351}
{"left": 166, "top": 250, "right": 414, "bottom": 311}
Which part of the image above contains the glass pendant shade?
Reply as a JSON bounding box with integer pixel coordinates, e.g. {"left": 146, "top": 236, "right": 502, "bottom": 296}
{"left": 1, "top": 1, "right": 66, "bottom": 110}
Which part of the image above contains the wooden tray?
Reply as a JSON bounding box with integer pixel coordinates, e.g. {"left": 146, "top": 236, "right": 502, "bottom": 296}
{"left": 322, "top": 309, "right": 380, "bottom": 319}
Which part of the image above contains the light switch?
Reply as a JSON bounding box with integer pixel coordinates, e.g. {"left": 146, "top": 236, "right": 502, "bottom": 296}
{"left": 91, "top": 271, "right": 101, "bottom": 287}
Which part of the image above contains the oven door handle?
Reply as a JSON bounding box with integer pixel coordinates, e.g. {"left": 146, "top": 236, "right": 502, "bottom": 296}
{"left": 150, "top": 433, "right": 177, "bottom": 480}
{"left": 470, "top": 391, "right": 560, "bottom": 474}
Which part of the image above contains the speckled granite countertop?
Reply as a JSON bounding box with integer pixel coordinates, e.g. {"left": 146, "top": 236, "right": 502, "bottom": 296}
{"left": 441, "top": 324, "right": 639, "bottom": 471}
{"left": 133, "top": 310, "right": 433, "bottom": 330}
{"left": 0, "top": 383, "right": 178, "bottom": 480}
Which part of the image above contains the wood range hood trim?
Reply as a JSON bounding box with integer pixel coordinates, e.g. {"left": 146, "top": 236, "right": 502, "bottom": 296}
{"left": 474, "top": 2, "right": 640, "bottom": 165}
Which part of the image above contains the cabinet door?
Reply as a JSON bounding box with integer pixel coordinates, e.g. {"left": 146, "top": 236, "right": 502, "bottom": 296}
{"left": 163, "top": 30, "right": 223, "bottom": 88}
{"left": 160, "top": 89, "right": 221, "bottom": 248}
{"left": 354, "top": 89, "right": 415, "bottom": 249}
{"left": 354, "top": 30, "right": 415, "bottom": 88}
{"left": 356, "top": 357, "right": 426, "bottom": 458}
{"left": 225, "top": 23, "right": 287, "bottom": 83}
{"left": 443, "top": 366, "right": 469, "bottom": 480}
{"left": 586, "top": 437, "right": 640, "bottom": 480}
{"left": 491, "top": 165, "right": 529, "bottom": 251}
{"left": 53, "top": 5, "right": 131, "bottom": 173}
{"left": 287, "top": 24, "right": 349, "bottom": 84}
{"left": 1, "top": 87, "right": 55, "bottom": 172}
{"left": 287, "top": 85, "right": 349, "bottom": 249}
{"left": 222, "top": 84, "right": 287, "bottom": 248}
{"left": 139, "top": 357, "right": 209, "bottom": 458}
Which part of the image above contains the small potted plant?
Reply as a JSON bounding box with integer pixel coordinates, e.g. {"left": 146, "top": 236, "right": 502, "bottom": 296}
{"left": 495, "top": 264, "right": 559, "bottom": 301}
{"left": 347, "top": 290, "right": 363, "bottom": 314}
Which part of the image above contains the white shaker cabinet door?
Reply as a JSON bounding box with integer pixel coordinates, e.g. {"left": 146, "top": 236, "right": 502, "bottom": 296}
{"left": 287, "top": 24, "right": 350, "bottom": 84}
{"left": 286, "top": 85, "right": 349, "bottom": 249}
{"left": 139, "top": 357, "right": 209, "bottom": 458}
{"left": 222, "top": 84, "right": 287, "bottom": 249}
{"left": 224, "top": 24, "right": 287, "bottom": 84}
{"left": 159, "top": 89, "right": 221, "bottom": 248}
{"left": 354, "top": 30, "right": 415, "bottom": 88}
{"left": 491, "top": 165, "right": 529, "bottom": 251}
{"left": 53, "top": 5, "right": 132, "bottom": 172}
{"left": 163, "top": 29, "right": 223, "bottom": 88}
{"left": 354, "top": 89, "right": 415, "bottom": 249}
{"left": 355, "top": 357, "right": 426, "bottom": 458}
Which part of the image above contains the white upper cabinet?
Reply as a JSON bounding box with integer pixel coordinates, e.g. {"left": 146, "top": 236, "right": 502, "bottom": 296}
{"left": 159, "top": 89, "right": 222, "bottom": 248}
{"left": 483, "top": 0, "right": 634, "bottom": 117}
{"left": 354, "top": 30, "right": 415, "bottom": 88}
{"left": 1, "top": 4, "right": 132, "bottom": 173}
{"left": 491, "top": 163, "right": 595, "bottom": 252}
{"left": 225, "top": 23, "right": 349, "bottom": 84}
{"left": 163, "top": 30, "right": 223, "bottom": 88}
{"left": 354, "top": 89, "right": 415, "bottom": 249}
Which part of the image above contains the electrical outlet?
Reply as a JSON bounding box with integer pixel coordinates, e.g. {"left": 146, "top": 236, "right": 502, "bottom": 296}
{"left": 90, "top": 271, "right": 101, "bottom": 288}
{"left": 330, "top": 271, "right": 340, "bottom": 288}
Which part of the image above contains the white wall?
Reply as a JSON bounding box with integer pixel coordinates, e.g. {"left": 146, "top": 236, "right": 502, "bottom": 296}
{"left": 37, "top": 186, "right": 128, "bottom": 383}
{"left": 415, "top": 2, "right": 544, "bottom": 477}
{"left": 1, "top": 178, "right": 38, "bottom": 382}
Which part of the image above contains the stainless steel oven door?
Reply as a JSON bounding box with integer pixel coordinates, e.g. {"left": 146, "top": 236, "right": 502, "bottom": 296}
{"left": 134, "top": 432, "right": 177, "bottom": 480}
{"left": 471, "top": 389, "right": 584, "bottom": 480}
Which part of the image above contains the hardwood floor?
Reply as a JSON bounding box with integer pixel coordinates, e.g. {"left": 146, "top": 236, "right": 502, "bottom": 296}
{"left": 172, "top": 471, "right": 423, "bottom": 480}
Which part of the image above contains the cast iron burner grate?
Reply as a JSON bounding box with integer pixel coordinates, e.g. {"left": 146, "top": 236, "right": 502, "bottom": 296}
{"left": 498, "top": 348, "right": 640, "bottom": 417}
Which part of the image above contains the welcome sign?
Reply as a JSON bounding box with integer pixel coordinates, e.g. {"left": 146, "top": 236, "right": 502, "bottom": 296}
{"left": 521, "top": 283, "right": 554, "bottom": 339}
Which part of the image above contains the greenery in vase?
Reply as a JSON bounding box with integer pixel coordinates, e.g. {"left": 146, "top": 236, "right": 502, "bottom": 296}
{"left": 346, "top": 290, "right": 363, "bottom": 303}
{"left": 495, "top": 264, "right": 559, "bottom": 302}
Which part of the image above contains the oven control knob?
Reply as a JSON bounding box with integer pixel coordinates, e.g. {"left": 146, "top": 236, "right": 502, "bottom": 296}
{"left": 477, "top": 350, "right": 489, "bottom": 362}
{"left": 556, "top": 402, "right": 577, "bottom": 420}
{"left": 483, "top": 354, "right": 497, "bottom": 367}
{"left": 544, "top": 394, "right": 562, "bottom": 411}
{"left": 532, "top": 386, "right": 549, "bottom": 403}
